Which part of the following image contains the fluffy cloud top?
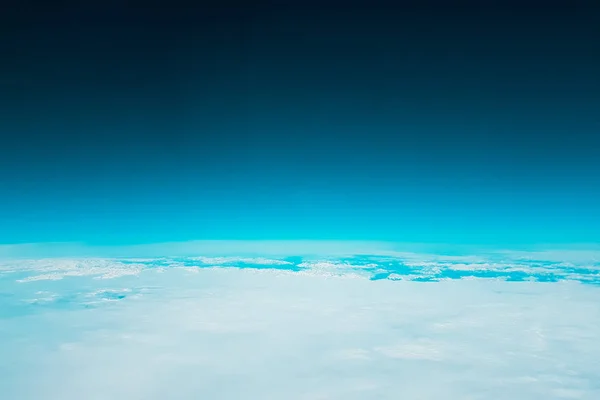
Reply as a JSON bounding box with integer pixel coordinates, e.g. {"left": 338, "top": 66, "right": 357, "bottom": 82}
{"left": 1, "top": 250, "right": 600, "bottom": 399}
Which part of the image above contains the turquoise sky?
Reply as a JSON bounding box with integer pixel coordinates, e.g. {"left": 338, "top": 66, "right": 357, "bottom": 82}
{"left": 1, "top": 4, "right": 598, "bottom": 247}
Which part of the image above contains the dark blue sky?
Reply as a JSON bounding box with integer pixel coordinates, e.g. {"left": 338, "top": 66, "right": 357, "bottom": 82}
{"left": 1, "top": 2, "right": 599, "bottom": 245}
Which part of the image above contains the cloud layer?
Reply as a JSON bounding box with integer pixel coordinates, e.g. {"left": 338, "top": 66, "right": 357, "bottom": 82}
{"left": 1, "top": 251, "right": 600, "bottom": 399}
{"left": 1, "top": 249, "right": 599, "bottom": 284}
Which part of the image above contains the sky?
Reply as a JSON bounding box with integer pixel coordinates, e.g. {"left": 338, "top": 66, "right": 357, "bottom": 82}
{"left": 1, "top": 2, "right": 599, "bottom": 246}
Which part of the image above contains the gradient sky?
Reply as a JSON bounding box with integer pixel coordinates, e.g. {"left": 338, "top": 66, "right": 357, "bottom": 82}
{"left": 1, "top": 2, "right": 599, "bottom": 246}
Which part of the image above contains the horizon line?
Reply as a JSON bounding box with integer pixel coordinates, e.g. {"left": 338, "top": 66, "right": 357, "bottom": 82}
{"left": 1, "top": 240, "right": 599, "bottom": 260}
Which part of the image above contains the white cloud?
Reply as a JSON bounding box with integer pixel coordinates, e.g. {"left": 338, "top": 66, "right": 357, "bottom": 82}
{"left": 2, "top": 246, "right": 599, "bottom": 286}
{"left": 1, "top": 265, "right": 600, "bottom": 399}
{"left": 498, "top": 249, "right": 600, "bottom": 264}
{"left": 2, "top": 258, "right": 145, "bottom": 282}
{"left": 0, "top": 240, "right": 400, "bottom": 259}
{"left": 189, "top": 256, "right": 293, "bottom": 265}
{"left": 374, "top": 340, "right": 445, "bottom": 361}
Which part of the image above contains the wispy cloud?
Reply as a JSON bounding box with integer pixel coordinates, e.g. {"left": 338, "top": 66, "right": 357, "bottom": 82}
{"left": 2, "top": 245, "right": 599, "bottom": 284}
{"left": 2, "top": 240, "right": 600, "bottom": 263}
{"left": 0, "top": 240, "right": 401, "bottom": 259}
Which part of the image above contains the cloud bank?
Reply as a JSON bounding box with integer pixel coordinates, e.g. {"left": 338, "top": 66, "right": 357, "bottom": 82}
{"left": 2, "top": 266, "right": 600, "bottom": 399}
{"left": 2, "top": 246, "right": 600, "bottom": 399}
{"left": 2, "top": 240, "right": 599, "bottom": 260}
